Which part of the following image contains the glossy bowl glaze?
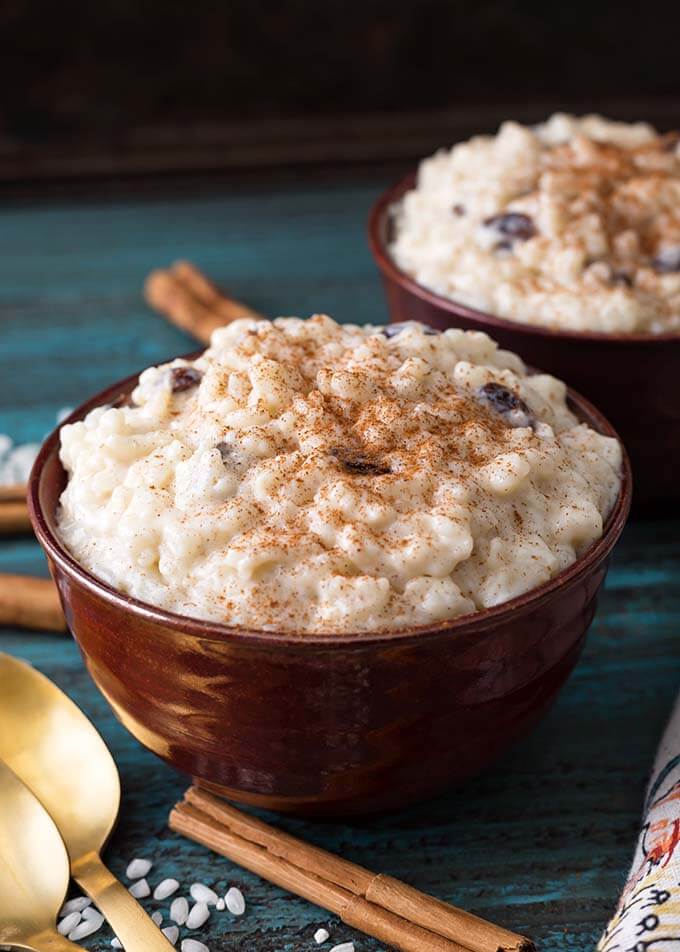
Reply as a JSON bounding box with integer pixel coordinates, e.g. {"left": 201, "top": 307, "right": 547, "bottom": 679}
{"left": 369, "top": 173, "right": 680, "bottom": 508}
{"left": 29, "top": 369, "right": 631, "bottom": 815}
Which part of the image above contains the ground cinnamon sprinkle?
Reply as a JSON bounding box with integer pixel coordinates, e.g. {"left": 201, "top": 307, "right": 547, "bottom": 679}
{"left": 392, "top": 113, "right": 680, "bottom": 334}
{"left": 56, "top": 314, "right": 622, "bottom": 633}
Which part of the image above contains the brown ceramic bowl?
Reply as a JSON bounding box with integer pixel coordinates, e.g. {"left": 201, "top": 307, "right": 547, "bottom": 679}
{"left": 369, "top": 173, "right": 680, "bottom": 509}
{"left": 29, "top": 367, "right": 631, "bottom": 816}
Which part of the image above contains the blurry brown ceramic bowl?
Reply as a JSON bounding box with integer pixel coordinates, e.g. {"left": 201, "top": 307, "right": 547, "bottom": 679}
{"left": 369, "top": 172, "right": 680, "bottom": 509}
{"left": 29, "top": 367, "right": 631, "bottom": 816}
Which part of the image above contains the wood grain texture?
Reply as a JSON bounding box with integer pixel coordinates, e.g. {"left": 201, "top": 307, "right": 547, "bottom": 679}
{"left": 1, "top": 0, "right": 679, "bottom": 184}
{"left": 0, "top": 171, "right": 678, "bottom": 950}
{"left": 3, "top": 98, "right": 680, "bottom": 184}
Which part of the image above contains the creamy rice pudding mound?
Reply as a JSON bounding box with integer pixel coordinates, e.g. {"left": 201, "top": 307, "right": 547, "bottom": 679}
{"left": 391, "top": 113, "right": 680, "bottom": 333}
{"left": 57, "top": 316, "right": 621, "bottom": 633}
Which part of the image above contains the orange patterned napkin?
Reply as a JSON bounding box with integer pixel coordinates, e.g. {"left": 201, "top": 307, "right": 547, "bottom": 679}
{"left": 599, "top": 696, "right": 680, "bottom": 951}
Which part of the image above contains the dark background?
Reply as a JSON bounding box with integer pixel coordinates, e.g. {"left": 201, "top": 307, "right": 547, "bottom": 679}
{"left": 1, "top": 1, "right": 678, "bottom": 183}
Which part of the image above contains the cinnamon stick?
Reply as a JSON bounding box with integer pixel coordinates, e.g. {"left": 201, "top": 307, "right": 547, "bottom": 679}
{"left": 171, "top": 802, "right": 468, "bottom": 952}
{"left": 144, "top": 261, "right": 265, "bottom": 344}
{"left": 171, "top": 787, "right": 534, "bottom": 952}
{"left": 184, "top": 785, "right": 373, "bottom": 894}
{"left": 0, "top": 574, "right": 66, "bottom": 632}
{"left": 0, "top": 484, "right": 27, "bottom": 502}
{"left": 0, "top": 500, "right": 32, "bottom": 534}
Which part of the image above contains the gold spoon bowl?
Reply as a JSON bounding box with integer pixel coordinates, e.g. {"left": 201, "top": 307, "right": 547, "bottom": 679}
{"left": 0, "top": 759, "right": 79, "bottom": 951}
{"left": 0, "top": 653, "right": 174, "bottom": 952}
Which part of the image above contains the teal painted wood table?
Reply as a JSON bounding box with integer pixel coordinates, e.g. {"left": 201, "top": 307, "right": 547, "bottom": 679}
{"left": 1, "top": 170, "right": 678, "bottom": 951}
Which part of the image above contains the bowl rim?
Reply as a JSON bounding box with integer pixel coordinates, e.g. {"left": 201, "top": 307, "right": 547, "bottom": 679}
{"left": 29, "top": 358, "right": 632, "bottom": 649}
{"left": 368, "top": 171, "right": 680, "bottom": 346}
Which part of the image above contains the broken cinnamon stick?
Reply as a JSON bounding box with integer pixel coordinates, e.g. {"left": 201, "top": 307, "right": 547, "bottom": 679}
{"left": 0, "top": 484, "right": 27, "bottom": 502}
{"left": 0, "top": 574, "right": 66, "bottom": 632}
{"left": 0, "top": 500, "right": 32, "bottom": 534}
{"left": 144, "top": 260, "right": 265, "bottom": 344}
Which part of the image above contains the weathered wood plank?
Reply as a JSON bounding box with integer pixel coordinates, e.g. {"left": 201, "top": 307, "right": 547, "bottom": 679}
{"left": 1, "top": 97, "right": 679, "bottom": 184}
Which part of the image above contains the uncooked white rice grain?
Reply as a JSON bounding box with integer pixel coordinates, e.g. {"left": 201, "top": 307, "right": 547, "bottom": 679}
{"left": 111, "top": 939, "right": 122, "bottom": 949}
{"left": 152, "top": 910, "right": 163, "bottom": 926}
{"left": 315, "top": 928, "right": 330, "bottom": 944}
{"left": 57, "top": 912, "right": 81, "bottom": 935}
{"left": 60, "top": 896, "right": 92, "bottom": 917}
{"left": 81, "top": 907, "right": 103, "bottom": 922}
{"left": 0, "top": 442, "right": 40, "bottom": 485}
{"left": 163, "top": 925, "right": 180, "bottom": 945}
{"left": 215, "top": 898, "right": 225, "bottom": 911}
{"left": 155, "top": 878, "right": 180, "bottom": 901}
{"left": 69, "top": 911, "right": 104, "bottom": 940}
{"left": 126, "top": 857, "right": 153, "bottom": 880}
{"left": 129, "top": 878, "right": 151, "bottom": 899}
{"left": 181, "top": 940, "right": 209, "bottom": 952}
{"left": 186, "top": 901, "right": 210, "bottom": 929}
{"left": 225, "top": 886, "right": 245, "bottom": 915}
{"left": 170, "top": 896, "right": 190, "bottom": 925}
{"left": 190, "top": 883, "right": 219, "bottom": 905}
{"left": 329, "top": 944, "right": 354, "bottom": 952}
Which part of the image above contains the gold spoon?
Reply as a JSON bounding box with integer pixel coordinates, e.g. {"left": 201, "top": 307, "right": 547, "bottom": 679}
{"left": 0, "top": 759, "right": 80, "bottom": 951}
{"left": 0, "top": 653, "right": 175, "bottom": 952}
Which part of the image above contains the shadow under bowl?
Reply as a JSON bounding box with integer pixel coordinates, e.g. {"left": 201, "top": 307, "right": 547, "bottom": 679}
{"left": 29, "top": 368, "right": 631, "bottom": 816}
{"left": 368, "top": 172, "right": 680, "bottom": 509}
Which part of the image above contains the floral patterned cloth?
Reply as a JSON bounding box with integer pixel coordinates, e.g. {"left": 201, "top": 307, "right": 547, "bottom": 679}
{"left": 599, "top": 695, "right": 680, "bottom": 951}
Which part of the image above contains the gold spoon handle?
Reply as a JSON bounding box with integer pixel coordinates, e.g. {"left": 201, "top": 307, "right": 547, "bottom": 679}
{"left": 73, "top": 853, "right": 175, "bottom": 952}
{"left": 26, "top": 929, "right": 83, "bottom": 951}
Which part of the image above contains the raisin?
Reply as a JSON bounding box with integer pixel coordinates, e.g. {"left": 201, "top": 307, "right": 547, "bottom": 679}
{"left": 452, "top": 203, "right": 466, "bottom": 216}
{"left": 477, "top": 382, "right": 535, "bottom": 429}
{"left": 652, "top": 246, "right": 680, "bottom": 273}
{"left": 330, "top": 448, "right": 391, "bottom": 476}
{"left": 381, "top": 322, "right": 439, "bottom": 338}
{"left": 216, "top": 442, "right": 233, "bottom": 462}
{"left": 170, "top": 366, "right": 202, "bottom": 392}
{"left": 483, "top": 212, "right": 536, "bottom": 242}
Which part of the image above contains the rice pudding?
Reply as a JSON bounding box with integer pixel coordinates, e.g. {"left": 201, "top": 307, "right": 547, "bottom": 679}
{"left": 391, "top": 113, "right": 680, "bottom": 333}
{"left": 57, "top": 316, "right": 622, "bottom": 633}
